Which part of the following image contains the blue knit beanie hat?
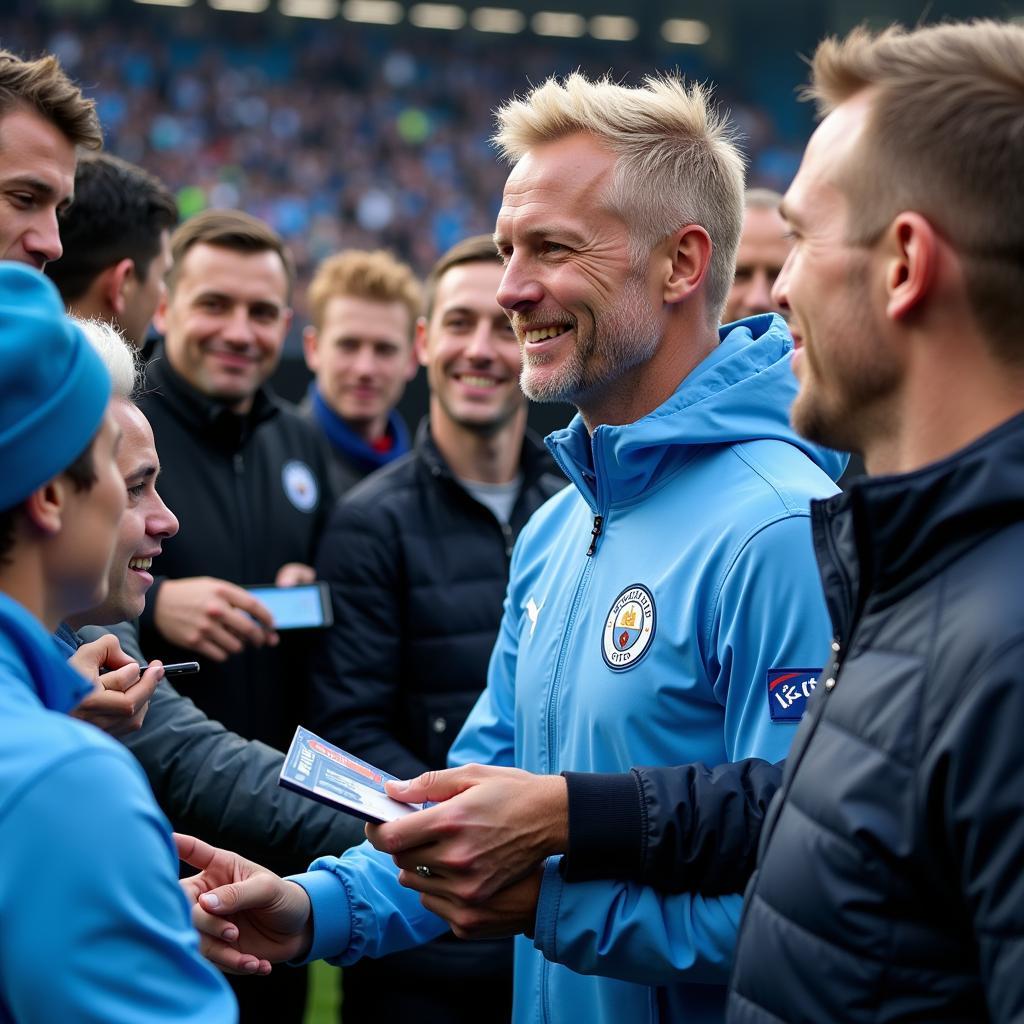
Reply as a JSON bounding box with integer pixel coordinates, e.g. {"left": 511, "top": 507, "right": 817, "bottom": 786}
{"left": 0, "top": 264, "right": 111, "bottom": 510}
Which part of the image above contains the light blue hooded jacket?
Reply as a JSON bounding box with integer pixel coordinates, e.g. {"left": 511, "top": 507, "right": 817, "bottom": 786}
{"left": 292, "top": 315, "right": 845, "bottom": 1023}
{"left": 0, "top": 593, "right": 235, "bottom": 1024}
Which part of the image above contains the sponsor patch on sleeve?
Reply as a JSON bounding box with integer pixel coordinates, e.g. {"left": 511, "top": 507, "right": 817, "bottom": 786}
{"left": 767, "top": 668, "right": 821, "bottom": 722}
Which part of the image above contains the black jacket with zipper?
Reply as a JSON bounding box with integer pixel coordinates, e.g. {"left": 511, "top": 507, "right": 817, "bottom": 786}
{"left": 309, "top": 417, "right": 564, "bottom": 779}
{"left": 729, "top": 410, "right": 1024, "bottom": 1023}
{"left": 137, "top": 349, "right": 335, "bottom": 752}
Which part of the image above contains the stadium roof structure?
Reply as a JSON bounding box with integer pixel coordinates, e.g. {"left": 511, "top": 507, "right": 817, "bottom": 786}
{"left": 57, "top": 0, "right": 1024, "bottom": 59}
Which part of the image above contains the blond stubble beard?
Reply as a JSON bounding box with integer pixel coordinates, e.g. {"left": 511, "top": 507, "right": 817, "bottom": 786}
{"left": 518, "top": 273, "right": 663, "bottom": 406}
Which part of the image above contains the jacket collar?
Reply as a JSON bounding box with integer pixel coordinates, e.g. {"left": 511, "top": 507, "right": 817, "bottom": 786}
{"left": 145, "top": 344, "right": 279, "bottom": 448}
{"left": 544, "top": 315, "right": 846, "bottom": 512}
{"left": 814, "top": 409, "right": 1024, "bottom": 639}
{"left": 0, "top": 595, "right": 93, "bottom": 713}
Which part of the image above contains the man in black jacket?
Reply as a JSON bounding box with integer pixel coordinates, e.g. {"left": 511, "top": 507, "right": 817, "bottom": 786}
{"left": 310, "top": 234, "right": 565, "bottom": 1024}
{"left": 139, "top": 209, "right": 335, "bottom": 1022}
{"left": 383, "top": 19, "right": 1024, "bottom": 1024}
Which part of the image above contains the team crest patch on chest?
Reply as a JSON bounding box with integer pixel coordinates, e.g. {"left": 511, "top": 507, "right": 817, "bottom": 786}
{"left": 282, "top": 460, "right": 319, "bottom": 512}
{"left": 602, "top": 584, "right": 656, "bottom": 671}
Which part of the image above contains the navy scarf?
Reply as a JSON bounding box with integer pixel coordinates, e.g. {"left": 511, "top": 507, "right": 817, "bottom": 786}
{"left": 308, "top": 382, "right": 410, "bottom": 475}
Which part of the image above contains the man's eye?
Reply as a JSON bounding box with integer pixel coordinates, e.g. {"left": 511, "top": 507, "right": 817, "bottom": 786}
{"left": 127, "top": 483, "right": 146, "bottom": 501}
{"left": 9, "top": 193, "right": 34, "bottom": 209}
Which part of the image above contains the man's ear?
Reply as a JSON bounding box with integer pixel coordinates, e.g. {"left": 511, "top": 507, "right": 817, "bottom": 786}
{"left": 22, "top": 478, "right": 68, "bottom": 538}
{"left": 884, "top": 212, "right": 938, "bottom": 322}
{"left": 152, "top": 286, "right": 171, "bottom": 335}
{"left": 662, "top": 224, "right": 713, "bottom": 306}
{"left": 302, "top": 326, "right": 320, "bottom": 374}
{"left": 413, "top": 317, "right": 430, "bottom": 369}
{"left": 97, "top": 259, "right": 135, "bottom": 318}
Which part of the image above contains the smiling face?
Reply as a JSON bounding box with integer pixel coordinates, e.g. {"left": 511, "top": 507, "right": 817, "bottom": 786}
{"left": 88, "top": 399, "right": 178, "bottom": 625}
{"left": 0, "top": 107, "right": 76, "bottom": 269}
{"left": 774, "top": 93, "right": 901, "bottom": 454}
{"left": 304, "top": 295, "right": 416, "bottom": 440}
{"left": 494, "top": 133, "right": 663, "bottom": 414}
{"left": 418, "top": 260, "right": 524, "bottom": 435}
{"left": 155, "top": 242, "right": 292, "bottom": 412}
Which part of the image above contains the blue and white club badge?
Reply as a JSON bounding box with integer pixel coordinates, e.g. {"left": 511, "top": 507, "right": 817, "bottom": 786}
{"left": 282, "top": 460, "right": 319, "bottom": 513}
{"left": 602, "top": 584, "right": 656, "bottom": 671}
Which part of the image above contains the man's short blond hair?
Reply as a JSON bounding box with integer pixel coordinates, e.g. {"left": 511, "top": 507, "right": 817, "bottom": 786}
{"left": 806, "top": 20, "right": 1024, "bottom": 357}
{"left": 493, "top": 72, "right": 745, "bottom": 323}
{"left": 307, "top": 249, "right": 422, "bottom": 337}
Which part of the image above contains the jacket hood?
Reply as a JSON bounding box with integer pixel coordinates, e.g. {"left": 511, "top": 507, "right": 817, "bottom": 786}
{"left": 546, "top": 314, "right": 847, "bottom": 507}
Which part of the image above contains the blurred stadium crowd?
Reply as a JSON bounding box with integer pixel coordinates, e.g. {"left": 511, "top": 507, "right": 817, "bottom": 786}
{"left": 0, "top": 11, "right": 802, "bottom": 321}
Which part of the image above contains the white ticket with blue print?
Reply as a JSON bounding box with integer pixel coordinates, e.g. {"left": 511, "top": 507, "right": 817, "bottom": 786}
{"left": 279, "top": 725, "right": 427, "bottom": 824}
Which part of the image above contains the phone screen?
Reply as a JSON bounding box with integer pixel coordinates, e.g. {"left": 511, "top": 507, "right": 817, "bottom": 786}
{"left": 246, "top": 583, "right": 332, "bottom": 630}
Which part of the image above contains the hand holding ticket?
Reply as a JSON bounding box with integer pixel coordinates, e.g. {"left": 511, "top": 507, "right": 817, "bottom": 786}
{"left": 278, "top": 726, "right": 429, "bottom": 824}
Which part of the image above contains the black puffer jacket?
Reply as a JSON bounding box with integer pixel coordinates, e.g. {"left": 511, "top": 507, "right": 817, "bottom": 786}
{"left": 729, "top": 411, "right": 1024, "bottom": 1023}
{"left": 309, "top": 418, "right": 565, "bottom": 779}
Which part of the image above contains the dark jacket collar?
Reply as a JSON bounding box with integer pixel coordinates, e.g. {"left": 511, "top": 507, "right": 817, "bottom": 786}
{"left": 145, "top": 344, "right": 279, "bottom": 448}
{"left": 414, "top": 416, "right": 556, "bottom": 490}
{"left": 814, "top": 410, "right": 1024, "bottom": 638}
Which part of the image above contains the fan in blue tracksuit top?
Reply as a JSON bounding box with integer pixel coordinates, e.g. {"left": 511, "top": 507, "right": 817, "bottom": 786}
{"left": 286, "top": 313, "right": 845, "bottom": 1024}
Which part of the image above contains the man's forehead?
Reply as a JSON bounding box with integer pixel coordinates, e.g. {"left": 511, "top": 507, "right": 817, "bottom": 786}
{"left": 785, "top": 92, "right": 874, "bottom": 220}
{"left": 498, "top": 135, "right": 617, "bottom": 228}
{"left": 434, "top": 260, "right": 505, "bottom": 314}
{"left": 175, "top": 243, "right": 289, "bottom": 302}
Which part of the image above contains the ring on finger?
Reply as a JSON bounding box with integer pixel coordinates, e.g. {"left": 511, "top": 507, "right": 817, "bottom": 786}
{"left": 415, "top": 864, "right": 433, "bottom": 878}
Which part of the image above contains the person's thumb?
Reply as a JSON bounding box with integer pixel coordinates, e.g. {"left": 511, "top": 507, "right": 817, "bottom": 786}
{"left": 385, "top": 766, "right": 476, "bottom": 803}
{"left": 199, "top": 875, "right": 274, "bottom": 916}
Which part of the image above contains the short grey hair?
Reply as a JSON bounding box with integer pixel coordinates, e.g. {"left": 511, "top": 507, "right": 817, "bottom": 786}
{"left": 73, "top": 317, "right": 140, "bottom": 400}
{"left": 493, "top": 72, "right": 746, "bottom": 323}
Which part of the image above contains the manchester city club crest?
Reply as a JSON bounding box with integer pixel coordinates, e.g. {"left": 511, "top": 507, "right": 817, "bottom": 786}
{"left": 282, "top": 460, "right": 319, "bottom": 513}
{"left": 602, "top": 584, "right": 656, "bottom": 671}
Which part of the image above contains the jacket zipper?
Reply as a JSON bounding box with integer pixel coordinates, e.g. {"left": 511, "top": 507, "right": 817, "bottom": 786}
{"left": 232, "top": 452, "right": 251, "bottom": 581}
{"left": 586, "top": 515, "right": 604, "bottom": 556}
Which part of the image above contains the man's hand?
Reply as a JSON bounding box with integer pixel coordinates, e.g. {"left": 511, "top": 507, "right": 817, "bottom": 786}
{"left": 419, "top": 868, "right": 544, "bottom": 941}
{"left": 175, "top": 834, "right": 314, "bottom": 975}
{"left": 69, "top": 634, "right": 162, "bottom": 736}
{"left": 154, "top": 577, "right": 279, "bottom": 662}
{"left": 274, "top": 562, "right": 316, "bottom": 587}
{"left": 366, "top": 765, "right": 568, "bottom": 905}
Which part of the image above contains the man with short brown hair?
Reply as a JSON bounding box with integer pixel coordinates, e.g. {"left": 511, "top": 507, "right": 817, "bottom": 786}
{"left": 0, "top": 48, "right": 101, "bottom": 268}
{"left": 300, "top": 249, "right": 420, "bottom": 493}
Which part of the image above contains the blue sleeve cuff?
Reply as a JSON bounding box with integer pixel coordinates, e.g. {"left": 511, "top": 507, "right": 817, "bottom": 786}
{"left": 532, "top": 856, "right": 564, "bottom": 962}
{"left": 285, "top": 870, "right": 352, "bottom": 964}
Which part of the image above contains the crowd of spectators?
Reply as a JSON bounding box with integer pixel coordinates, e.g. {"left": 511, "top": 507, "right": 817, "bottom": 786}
{"left": 0, "top": 9, "right": 802, "bottom": 323}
